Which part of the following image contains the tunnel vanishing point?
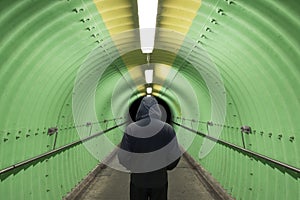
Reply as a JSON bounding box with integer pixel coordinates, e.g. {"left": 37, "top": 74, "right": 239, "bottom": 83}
{"left": 0, "top": 0, "right": 299, "bottom": 199}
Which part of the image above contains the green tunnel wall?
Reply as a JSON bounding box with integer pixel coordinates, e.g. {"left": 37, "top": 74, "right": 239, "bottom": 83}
{"left": 0, "top": 0, "right": 299, "bottom": 200}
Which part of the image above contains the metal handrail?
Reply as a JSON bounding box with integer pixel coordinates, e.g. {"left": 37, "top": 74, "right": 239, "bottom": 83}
{"left": 173, "top": 121, "right": 300, "bottom": 174}
{"left": 0, "top": 122, "right": 126, "bottom": 175}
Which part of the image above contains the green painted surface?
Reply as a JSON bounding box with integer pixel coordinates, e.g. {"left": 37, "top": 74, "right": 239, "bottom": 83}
{"left": 0, "top": 0, "right": 299, "bottom": 200}
{"left": 178, "top": 0, "right": 300, "bottom": 199}
{"left": 0, "top": 0, "right": 123, "bottom": 199}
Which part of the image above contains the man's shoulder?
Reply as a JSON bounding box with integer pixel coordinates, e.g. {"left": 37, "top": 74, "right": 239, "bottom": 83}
{"left": 162, "top": 122, "right": 173, "bottom": 130}
{"left": 126, "top": 119, "right": 174, "bottom": 132}
{"left": 164, "top": 122, "right": 173, "bottom": 128}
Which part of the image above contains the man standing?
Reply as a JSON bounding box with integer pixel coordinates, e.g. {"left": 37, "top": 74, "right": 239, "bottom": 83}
{"left": 118, "top": 96, "right": 181, "bottom": 200}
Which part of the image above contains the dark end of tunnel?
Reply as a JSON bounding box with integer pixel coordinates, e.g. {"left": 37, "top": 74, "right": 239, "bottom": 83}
{"left": 128, "top": 96, "right": 173, "bottom": 125}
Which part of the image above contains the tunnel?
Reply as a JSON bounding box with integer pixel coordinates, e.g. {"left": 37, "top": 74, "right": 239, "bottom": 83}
{"left": 0, "top": 0, "right": 299, "bottom": 199}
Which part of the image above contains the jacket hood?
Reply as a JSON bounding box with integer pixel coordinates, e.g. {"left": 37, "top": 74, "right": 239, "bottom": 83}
{"left": 135, "top": 96, "right": 161, "bottom": 121}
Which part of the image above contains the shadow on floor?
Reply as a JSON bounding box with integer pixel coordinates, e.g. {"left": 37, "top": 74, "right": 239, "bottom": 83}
{"left": 72, "top": 157, "right": 214, "bottom": 200}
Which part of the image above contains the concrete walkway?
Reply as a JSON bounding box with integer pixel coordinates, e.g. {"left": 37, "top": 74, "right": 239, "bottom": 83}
{"left": 74, "top": 157, "right": 214, "bottom": 200}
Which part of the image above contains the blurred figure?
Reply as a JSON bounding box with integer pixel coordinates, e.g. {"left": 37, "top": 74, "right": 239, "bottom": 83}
{"left": 118, "top": 96, "right": 181, "bottom": 200}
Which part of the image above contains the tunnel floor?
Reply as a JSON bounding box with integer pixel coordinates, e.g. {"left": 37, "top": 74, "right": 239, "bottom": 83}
{"left": 70, "top": 156, "right": 214, "bottom": 200}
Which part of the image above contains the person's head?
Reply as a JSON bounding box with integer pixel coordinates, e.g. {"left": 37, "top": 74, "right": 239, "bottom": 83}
{"left": 135, "top": 96, "right": 161, "bottom": 121}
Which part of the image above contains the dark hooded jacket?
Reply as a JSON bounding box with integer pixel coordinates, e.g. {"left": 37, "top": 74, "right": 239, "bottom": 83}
{"left": 118, "top": 96, "right": 181, "bottom": 188}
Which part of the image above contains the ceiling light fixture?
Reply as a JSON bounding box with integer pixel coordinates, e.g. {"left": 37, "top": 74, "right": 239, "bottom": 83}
{"left": 146, "top": 87, "right": 153, "bottom": 94}
{"left": 145, "top": 69, "right": 153, "bottom": 84}
{"left": 137, "top": 0, "right": 158, "bottom": 54}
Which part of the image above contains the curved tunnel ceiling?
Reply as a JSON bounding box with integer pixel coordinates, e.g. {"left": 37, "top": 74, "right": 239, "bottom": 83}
{"left": 0, "top": 0, "right": 299, "bottom": 199}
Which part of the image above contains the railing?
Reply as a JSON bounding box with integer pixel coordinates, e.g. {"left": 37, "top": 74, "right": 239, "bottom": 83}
{"left": 0, "top": 121, "right": 126, "bottom": 175}
{"left": 173, "top": 121, "right": 300, "bottom": 176}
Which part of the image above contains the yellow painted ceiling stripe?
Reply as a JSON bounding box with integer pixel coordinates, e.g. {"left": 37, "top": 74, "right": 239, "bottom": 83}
{"left": 93, "top": 0, "right": 137, "bottom": 40}
{"left": 154, "top": 0, "right": 202, "bottom": 92}
{"left": 93, "top": 0, "right": 143, "bottom": 92}
{"left": 93, "top": 0, "right": 201, "bottom": 93}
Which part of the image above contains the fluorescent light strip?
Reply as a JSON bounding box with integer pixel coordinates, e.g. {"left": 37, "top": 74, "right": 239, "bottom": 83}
{"left": 146, "top": 87, "right": 153, "bottom": 94}
{"left": 145, "top": 69, "right": 153, "bottom": 84}
{"left": 137, "top": 0, "right": 158, "bottom": 53}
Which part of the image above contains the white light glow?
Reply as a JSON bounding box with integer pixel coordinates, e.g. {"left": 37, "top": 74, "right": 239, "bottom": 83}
{"left": 145, "top": 69, "right": 153, "bottom": 83}
{"left": 146, "top": 87, "right": 152, "bottom": 94}
{"left": 137, "top": 0, "right": 158, "bottom": 53}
